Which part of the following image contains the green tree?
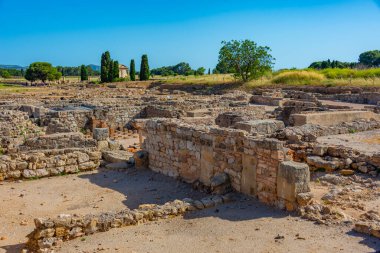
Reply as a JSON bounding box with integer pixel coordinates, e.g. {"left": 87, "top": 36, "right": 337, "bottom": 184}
{"left": 217, "top": 39, "right": 274, "bottom": 82}
{"left": 1, "top": 70, "right": 11, "bottom": 78}
{"left": 80, "top": 65, "right": 88, "bottom": 81}
{"left": 359, "top": 50, "right": 380, "bottom": 67}
{"left": 196, "top": 67, "right": 206, "bottom": 75}
{"left": 25, "top": 62, "right": 61, "bottom": 83}
{"left": 215, "top": 60, "right": 234, "bottom": 74}
{"left": 101, "top": 51, "right": 111, "bottom": 82}
{"left": 140, "top": 54, "right": 150, "bottom": 81}
{"left": 108, "top": 60, "right": 114, "bottom": 82}
{"left": 130, "top": 59, "right": 136, "bottom": 81}
{"left": 113, "top": 61, "right": 119, "bottom": 80}
{"left": 208, "top": 68, "right": 211, "bottom": 75}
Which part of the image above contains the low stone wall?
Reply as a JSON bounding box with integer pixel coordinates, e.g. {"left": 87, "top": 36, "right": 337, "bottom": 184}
{"left": 141, "top": 119, "right": 310, "bottom": 208}
{"left": 277, "top": 119, "right": 380, "bottom": 144}
{"left": 20, "top": 133, "right": 97, "bottom": 152}
{"left": 291, "top": 111, "right": 380, "bottom": 127}
{"left": 26, "top": 195, "right": 232, "bottom": 252}
{"left": 0, "top": 148, "right": 101, "bottom": 181}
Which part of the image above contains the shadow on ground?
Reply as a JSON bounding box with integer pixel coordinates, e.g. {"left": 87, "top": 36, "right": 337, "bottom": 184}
{"left": 78, "top": 168, "right": 206, "bottom": 209}
{"left": 78, "top": 167, "right": 380, "bottom": 252}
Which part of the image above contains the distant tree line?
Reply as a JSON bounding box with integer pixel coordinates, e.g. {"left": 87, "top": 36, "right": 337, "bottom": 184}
{"left": 309, "top": 50, "right": 380, "bottom": 70}
{"left": 309, "top": 60, "right": 356, "bottom": 70}
{"left": 56, "top": 66, "right": 100, "bottom": 76}
{"left": 151, "top": 62, "right": 205, "bottom": 76}
{"left": 0, "top": 68, "right": 25, "bottom": 78}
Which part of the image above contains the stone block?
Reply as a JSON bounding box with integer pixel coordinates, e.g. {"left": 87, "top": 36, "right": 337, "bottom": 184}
{"left": 277, "top": 161, "right": 310, "bottom": 203}
{"left": 93, "top": 128, "right": 109, "bottom": 141}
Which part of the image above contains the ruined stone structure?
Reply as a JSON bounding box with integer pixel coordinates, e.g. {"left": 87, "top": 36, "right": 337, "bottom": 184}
{"left": 141, "top": 119, "right": 310, "bottom": 209}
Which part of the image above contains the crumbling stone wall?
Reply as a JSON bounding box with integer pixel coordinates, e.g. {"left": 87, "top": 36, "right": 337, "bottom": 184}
{"left": 20, "top": 133, "right": 96, "bottom": 151}
{"left": 0, "top": 148, "right": 101, "bottom": 181}
{"left": 141, "top": 119, "right": 310, "bottom": 207}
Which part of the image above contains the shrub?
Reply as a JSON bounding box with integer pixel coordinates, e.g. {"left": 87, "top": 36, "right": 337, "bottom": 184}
{"left": 272, "top": 70, "right": 324, "bottom": 85}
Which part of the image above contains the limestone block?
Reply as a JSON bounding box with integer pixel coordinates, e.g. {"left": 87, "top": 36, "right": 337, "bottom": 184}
{"left": 241, "top": 154, "right": 257, "bottom": 196}
{"left": 277, "top": 161, "right": 310, "bottom": 203}
{"left": 93, "top": 128, "right": 109, "bottom": 141}
{"left": 97, "top": 140, "right": 109, "bottom": 151}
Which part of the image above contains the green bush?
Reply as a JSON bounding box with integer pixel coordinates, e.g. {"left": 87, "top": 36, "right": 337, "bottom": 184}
{"left": 272, "top": 70, "right": 325, "bottom": 85}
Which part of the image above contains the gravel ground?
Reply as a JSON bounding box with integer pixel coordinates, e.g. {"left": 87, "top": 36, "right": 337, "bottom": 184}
{"left": 0, "top": 169, "right": 379, "bottom": 253}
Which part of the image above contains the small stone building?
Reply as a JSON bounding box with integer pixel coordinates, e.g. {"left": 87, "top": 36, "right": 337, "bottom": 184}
{"left": 119, "top": 64, "right": 129, "bottom": 78}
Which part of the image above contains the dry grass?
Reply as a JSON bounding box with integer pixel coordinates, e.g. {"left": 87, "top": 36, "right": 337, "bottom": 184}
{"left": 271, "top": 71, "right": 325, "bottom": 85}
{"left": 156, "top": 74, "right": 236, "bottom": 86}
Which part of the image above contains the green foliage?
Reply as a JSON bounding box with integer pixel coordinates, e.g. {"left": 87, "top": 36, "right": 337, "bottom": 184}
{"left": 0, "top": 70, "right": 11, "bottom": 78}
{"left": 140, "top": 54, "right": 150, "bottom": 81}
{"left": 113, "top": 61, "right": 119, "bottom": 80}
{"left": 359, "top": 50, "right": 380, "bottom": 67}
{"left": 57, "top": 66, "right": 99, "bottom": 76}
{"left": 101, "top": 51, "right": 111, "bottom": 82}
{"left": 309, "top": 59, "right": 356, "bottom": 70}
{"left": 108, "top": 60, "right": 114, "bottom": 82}
{"left": 151, "top": 62, "right": 192, "bottom": 76}
{"left": 25, "top": 62, "right": 61, "bottom": 83}
{"left": 130, "top": 59, "right": 136, "bottom": 81}
{"left": 0, "top": 68, "right": 24, "bottom": 77}
{"left": 218, "top": 39, "right": 275, "bottom": 82}
{"left": 214, "top": 60, "right": 234, "bottom": 74}
{"left": 272, "top": 70, "right": 325, "bottom": 85}
{"left": 321, "top": 68, "right": 380, "bottom": 79}
{"left": 196, "top": 67, "right": 206, "bottom": 76}
{"left": 80, "top": 65, "right": 88, "bottom": 81}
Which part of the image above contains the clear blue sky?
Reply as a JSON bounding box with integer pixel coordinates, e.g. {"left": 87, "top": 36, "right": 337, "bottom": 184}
{"left": 0, "top": 0, "right": 379, "bottom": 70}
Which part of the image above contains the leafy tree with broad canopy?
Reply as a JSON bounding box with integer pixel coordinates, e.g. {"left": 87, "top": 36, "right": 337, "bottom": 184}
{"left": 217, "top": 40, "right": 274, "bottom": 82}
{"left": 359, "top": 50, "right": 380, "bottom": 67}
{"left": 25, "top": 62, "right": 62, "bottom": 83}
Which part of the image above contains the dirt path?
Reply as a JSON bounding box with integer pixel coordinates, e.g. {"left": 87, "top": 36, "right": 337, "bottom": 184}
{"left": 0, "top": 169, "right": 378, "bottom": 253}
{"left": 61, "top": 200, "right": 379, "bottom": 253}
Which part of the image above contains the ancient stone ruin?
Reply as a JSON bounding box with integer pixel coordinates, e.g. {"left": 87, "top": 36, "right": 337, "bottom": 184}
{"left": 0, "top": 85, "right": 379, "bottom": 252}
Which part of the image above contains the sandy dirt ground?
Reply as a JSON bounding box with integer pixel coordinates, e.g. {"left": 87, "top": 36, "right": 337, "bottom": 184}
{"left": 0, "top": 169, "right": 379, "bottom": 253}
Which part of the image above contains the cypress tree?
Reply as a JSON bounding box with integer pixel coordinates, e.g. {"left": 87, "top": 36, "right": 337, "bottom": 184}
{"left": 113, "top": 61, "right": 119, "bottom": 80}
{"left": 208, "top": 68, "right": 211, "bottom": 75}
{"left": 80, "top": 65, "right": 88, "bottom": 81}
{"left": 139, "top": 54, "right": 150, "bottom": 81}
{"left": 130, "top": 59, "right": 136, "bottom": 81}
{"left": 100, "top": 51, "right": 111, "bottom": 82}
{"left": 108, "top": 60, "right": 114, "bottom": 82}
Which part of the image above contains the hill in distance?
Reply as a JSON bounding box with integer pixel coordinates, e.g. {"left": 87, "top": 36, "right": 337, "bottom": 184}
{"left": 0, "top": 64, "right": 101, "bottom": 71}
{"left": 0, "top": 65, "right": 26, "bottom": 70}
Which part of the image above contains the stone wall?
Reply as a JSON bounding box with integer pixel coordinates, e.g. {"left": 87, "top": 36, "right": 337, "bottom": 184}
{"left": 20, "top": 133, "right": 97, "bottom": 152}
{"left": 0, "top": 148, "right": 101, "bottom": 181}
{"left": 141, "top": 119, "right": 310, "bottom": 207}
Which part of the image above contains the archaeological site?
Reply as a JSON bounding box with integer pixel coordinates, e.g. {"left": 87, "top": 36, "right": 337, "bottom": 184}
{"left": 0, "top": 82, "right": 379, "bottom": 252}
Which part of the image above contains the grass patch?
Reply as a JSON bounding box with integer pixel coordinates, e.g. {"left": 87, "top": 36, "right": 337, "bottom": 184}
{"left": 271, "top": 71, "right": 325, "bottom": 85}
